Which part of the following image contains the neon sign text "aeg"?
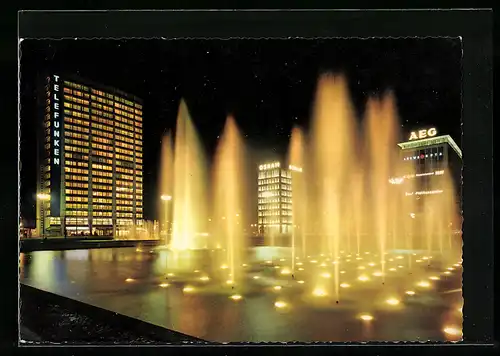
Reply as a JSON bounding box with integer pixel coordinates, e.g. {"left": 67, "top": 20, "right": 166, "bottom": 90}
{"left": 409, "top": 128, "right": 437, "bottom": 141}
{"left": 52, "top": 74, "right": 61, "bottom": 165}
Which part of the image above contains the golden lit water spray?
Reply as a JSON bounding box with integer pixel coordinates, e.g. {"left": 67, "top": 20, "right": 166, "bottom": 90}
{"left": 158, "top": 133, "right": 174, "bottom": 245}
{"left": 171, "top": 100, "right": 209, "bottom": 251}
{"left": 288, "top": 126, "right": 307, "bottom": 268}
{"left": 213, "top": 116, "right": 247, "bottom": 287}
{"left": 310, "top": 74, "right": 356, "bottom": 300}
{"left": 365, "top": 93, "right": 400, "bottom": 278}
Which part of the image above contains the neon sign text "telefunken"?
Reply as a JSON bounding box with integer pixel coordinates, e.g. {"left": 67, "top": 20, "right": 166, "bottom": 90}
{"left": 409, "top": 128, "right": 437, "bottom": 141}
{"left": 53, "top": 75, "right": 61, "bottom": 165}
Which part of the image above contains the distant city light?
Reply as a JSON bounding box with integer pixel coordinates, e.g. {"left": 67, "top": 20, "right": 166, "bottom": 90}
{"left": 37, "top": 193, "right": 50, "bottom": 200}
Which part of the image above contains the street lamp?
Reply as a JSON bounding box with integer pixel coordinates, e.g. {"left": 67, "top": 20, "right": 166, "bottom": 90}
{"left": 37, "top": 193, "right": 50, "bottom": 239}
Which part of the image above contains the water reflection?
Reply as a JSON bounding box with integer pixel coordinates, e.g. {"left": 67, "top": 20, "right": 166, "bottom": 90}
{"left": 178, "top": 295, "right": 210, "bottom": 338}
{"left": 20, "top": 247, "right": 459, "bottom": 342}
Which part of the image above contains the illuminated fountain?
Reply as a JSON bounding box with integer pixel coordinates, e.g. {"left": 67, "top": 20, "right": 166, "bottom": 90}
{"left": 309, "top": 74, "right": 357, "bottom": 301}
{"left": 364, "top": 92, "right": 400, "bottom": 278}
{"left": 158, "top": 132, "right": 174, "bottom": 246}
{"left": 162, "top": 100, "right": 210, "bottom": 273}
{"left": 212, "top": 116, "right": 248, "bottom": 288}
{"left": 288, "top": 126, "right": 307, "bottom": 265}
{"left": 277, "top": 73, "right": 462, "bottom": 317}
{"left": 150, "top": 74, "right": 462, "bottom": 339}
{"left": 171, "top": 100, "right": 209, "bottom": 251}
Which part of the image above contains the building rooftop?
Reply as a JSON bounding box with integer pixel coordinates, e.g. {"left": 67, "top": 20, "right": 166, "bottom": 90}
{"left": 46, "top": 72, "right": 143, "bottom": 104}
{"left": 397, "top": 135, "right": 462, "bottom": 159}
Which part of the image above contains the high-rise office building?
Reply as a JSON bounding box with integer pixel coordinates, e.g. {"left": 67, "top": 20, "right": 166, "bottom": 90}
{"left": 257, "top": 161, "right": 301, "bottom": 235}
{"left": 396, "top": 127, "right": 462, "bottom": 213}
{"left": 36, "top": 73, "right": 144, "bottom": 237}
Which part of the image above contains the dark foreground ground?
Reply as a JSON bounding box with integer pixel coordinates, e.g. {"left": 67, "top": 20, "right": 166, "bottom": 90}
{"left": 20, "top": 284, "right": 207, "bottom": 344}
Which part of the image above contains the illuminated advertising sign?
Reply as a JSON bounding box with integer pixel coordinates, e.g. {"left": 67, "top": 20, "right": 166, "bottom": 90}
{"left": 409, "top": 127, "right": 437, "bottom": 141}
{"left": 405, "top": 190, "right": 444, "bottom": 196}
{"left": 259, "top": 162, "right": 280, "bottom": 171}
{"left": 53, "top": 75, "right": 61, "bottom": 165}
{"left": 50, "top": 74, "right": 63, "bottom": 216}
{"left": 289, "top": 165, "right": 303, "bottom": 173}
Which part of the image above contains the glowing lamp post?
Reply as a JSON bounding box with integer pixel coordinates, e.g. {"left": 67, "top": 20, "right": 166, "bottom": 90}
{"left": 37, "top": 193, "right": 51, "bottom": 239}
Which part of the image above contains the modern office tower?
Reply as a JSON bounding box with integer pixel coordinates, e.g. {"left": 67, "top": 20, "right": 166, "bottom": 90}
{"left": 396, "top": 127, "right": 462, "bottom": 213}
{"left": 257, "top": 161, "right": 296, "bottom": 236}
{"left": 36, "top": 73, "right": 143, "bottom": 237}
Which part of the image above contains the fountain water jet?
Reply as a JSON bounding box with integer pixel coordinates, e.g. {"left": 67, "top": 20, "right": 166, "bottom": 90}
{"left": 158, "top": 132, "right": 174, "bottom": 245}
{"left": 288, "top": 126, "right": 307, "bottom": 267}
{"left": 148, "top": 73, "right": 462, "bottom": 325}
{"left": 171, "top": 100, "right": 209, "bottom": 252}
{"left": 212, "top": 116, "right": 247, "bottom": 287}
{"left": 310, "top": 74, "right": 356, "bottom": 301}
{"left": 364, "top": 92, "right": 400, "bottom": 278}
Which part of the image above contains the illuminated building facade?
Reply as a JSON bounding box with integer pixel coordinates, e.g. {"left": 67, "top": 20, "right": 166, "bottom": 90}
{"left": 257, "top": 161, "right": 301, "bottom": 235}
{"left": 36, "top": 74, "right": 144, "bottom": 237}
{"left": 396, "top": 128, "right": 462, "bottom": 212}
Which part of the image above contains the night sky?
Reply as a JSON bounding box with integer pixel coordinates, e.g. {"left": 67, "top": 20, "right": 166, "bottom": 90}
{"left": 20, "top": 38, "right": 462, "bottom": 224}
